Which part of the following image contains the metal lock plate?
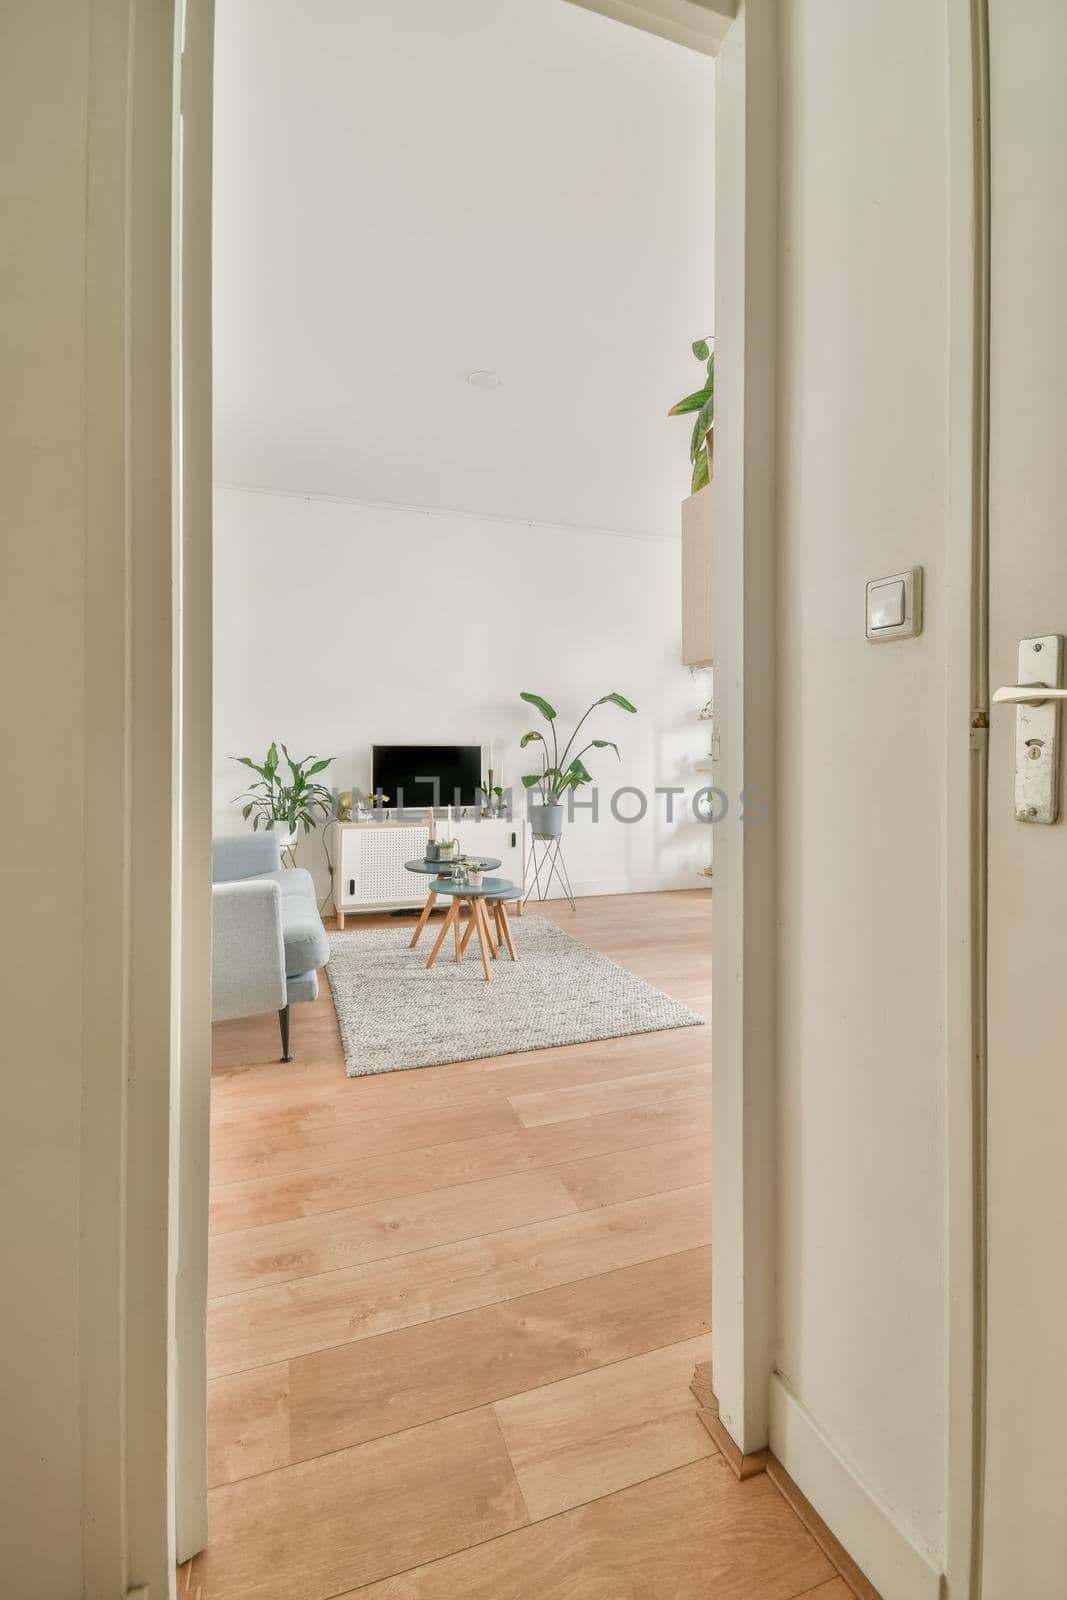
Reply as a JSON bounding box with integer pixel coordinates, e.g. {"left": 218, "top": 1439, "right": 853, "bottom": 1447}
{"left": 1011, "top": 635, "right": 1062, "bottom": 823}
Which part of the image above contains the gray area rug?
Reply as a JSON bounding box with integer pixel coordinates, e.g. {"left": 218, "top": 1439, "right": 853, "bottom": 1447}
{"left": 326, "top": 914, "right": 705, "bottom": 1077}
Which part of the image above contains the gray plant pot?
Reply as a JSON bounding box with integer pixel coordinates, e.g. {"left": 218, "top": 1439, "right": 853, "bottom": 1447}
{"left": 529, "top": 802, "right": 564, "bottom": 838}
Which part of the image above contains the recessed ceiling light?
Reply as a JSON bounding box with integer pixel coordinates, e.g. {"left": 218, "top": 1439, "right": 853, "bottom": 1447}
{"left": 466, "top": 370, "right": 501, "bottom": 389}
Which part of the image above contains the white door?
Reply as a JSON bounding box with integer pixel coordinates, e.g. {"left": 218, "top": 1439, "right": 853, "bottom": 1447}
{"left": 983, "top": 3, "right": 1067, "bottom": 1591}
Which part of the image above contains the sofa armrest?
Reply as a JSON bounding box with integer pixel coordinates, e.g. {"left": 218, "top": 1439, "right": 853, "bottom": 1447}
{"left": 211, "top": 879, "right": 287, "bottom": 1022}
{"left": 212, "top": 831, "right": 282, "bottom": 883}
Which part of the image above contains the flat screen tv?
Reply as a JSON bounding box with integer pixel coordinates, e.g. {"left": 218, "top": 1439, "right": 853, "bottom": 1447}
{"left": 371, "top": 744, "right": 482, "bottom": 810}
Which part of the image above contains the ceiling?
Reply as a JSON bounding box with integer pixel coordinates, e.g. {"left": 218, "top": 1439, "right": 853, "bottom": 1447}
{"left": 213, "top": 0, "right": 715, "bottom": 538}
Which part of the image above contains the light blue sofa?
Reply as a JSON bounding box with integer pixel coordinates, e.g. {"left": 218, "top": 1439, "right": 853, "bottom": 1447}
{"left": 211, "top": 833, "right": 331, "bottom": 1062}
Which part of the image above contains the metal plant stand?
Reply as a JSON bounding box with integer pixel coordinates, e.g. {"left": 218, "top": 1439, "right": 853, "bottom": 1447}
{"left": 523, "top": 833, "right": 576, "bottom": 912}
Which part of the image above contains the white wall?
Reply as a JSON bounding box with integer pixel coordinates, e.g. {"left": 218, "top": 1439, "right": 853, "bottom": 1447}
{"left": 212, "top": 0, "right": 715, "bottom": 538}
{"left": 773, "top": 0, "right": 950, "bottom": 1574}
{"left": 213, "top": 485, "right": 712, "bottom": 901}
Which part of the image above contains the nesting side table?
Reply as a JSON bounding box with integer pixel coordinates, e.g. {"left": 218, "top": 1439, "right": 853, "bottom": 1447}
{"left": 405, "top": 856, "right": 501, "bottom": 948}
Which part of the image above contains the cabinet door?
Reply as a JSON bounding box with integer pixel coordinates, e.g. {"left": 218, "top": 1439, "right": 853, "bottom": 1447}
{"left": 463, "top": 819, "right": 525, "bottom": 889}
{"left": 338, "top": 826, "right": 429, "bottom": 907}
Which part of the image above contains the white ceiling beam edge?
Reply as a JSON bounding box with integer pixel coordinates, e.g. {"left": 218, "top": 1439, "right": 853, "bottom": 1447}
{"left": 562, "top": 0, "right": 735, "bottom": 58}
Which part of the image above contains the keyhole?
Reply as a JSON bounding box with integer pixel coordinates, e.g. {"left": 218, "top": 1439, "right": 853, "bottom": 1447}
{"left": 1026, "top": 738, "right": 1044, "bottom": 761}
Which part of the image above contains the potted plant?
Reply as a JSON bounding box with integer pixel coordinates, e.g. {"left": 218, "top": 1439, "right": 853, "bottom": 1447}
{"left": 520, "top": 690, "right": 637, "bottom": 836}
{"left": 668, "top": 336, "right": 714, "bottom": 493}
{"left": 466, "top": 859, "right": 488, "bottom": 887}
{"left": 233, "top": 742, "right": 335, "bottom": 864}
{"left": 480, "top": 780, "right": 505, "bottom": 817}
{"left": 437, "top": 836, "right": 458, "bottom": 862}
{"left": 670, "top": 338, "right": 715, "bottom": 668}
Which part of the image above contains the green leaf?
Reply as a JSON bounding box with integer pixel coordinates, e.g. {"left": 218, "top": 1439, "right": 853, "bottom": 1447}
{"left": 691, "top": 446, "right": 710, "bottom": 494}
{"left": 520, "top": 691, "right": 557, "bottom": 721}
{"left": 689, "top": 395, "right": 714, "bottom": 464}
{"left": 596, "top": 692, "right": 638, "bottom": 714}
{"left": 242, "top": 803, "right": 253, "bottom": 820}
{"left": 591, "top": 739, "right": 621, "bottom": 758}
{"left": 695, "top": 392, "right": 714, "bottom": 441}
{"left": 668, "top": 386, "right": 711, "bottom": 417}
{"left": 234, "top": 755, "right": 267, "bottom": 777}
{"left": 265, "top": 741, "right": 279, "bottom": 775}
{"left": 521, "top": 773, "right": 543, "bottom": 789}
{"left": 306, "top": 757, "right": 334, "bottom": 776}
{"left": 692, "top": 339, "right": 710, "bottom": 361}
{"left": 519, "top": 730, "right": 545, "bottom": 747}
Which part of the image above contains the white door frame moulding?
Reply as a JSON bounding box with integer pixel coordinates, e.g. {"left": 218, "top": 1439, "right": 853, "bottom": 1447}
{"left": 602, "top": 0, "right": 780, "bottom": 1464}
{"left": 562, "top": 0, "right": 736, "bottom": 58}
{"left": 173, "top": 0, "right": 215, "bottom": 1570}
{"left": 709, "top": 0, "right": 779, "bottom": 1457}
{"left": 945, "top": 0, "right": 990, "bottom": 1594}
{"left": 79, "top": 2, "right": 211, "bottom": 1595}
{"left": 582, "top": 0, "right": 777, "bottom": 1460}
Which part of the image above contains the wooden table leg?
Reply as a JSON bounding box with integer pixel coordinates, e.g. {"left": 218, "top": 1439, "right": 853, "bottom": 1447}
{"left": 426, "top": 901, "right": 459, "bottom": 969}
{"left": 495, "top": 900, "right": 518, "bottom": 960}
{"left": 472, "top": 897, "right": 493, "bottom": 980}
{"left": 481, "top": 897, "right": 499, "bottom": 957}
{"left": 409, "top": 889, "right": 438, "bottom": 948}
{"left": 454, "top": 900, "right": 464, "bottom": 961}
{"left": 459, "top": 901, "right": 478, "bottom": 955}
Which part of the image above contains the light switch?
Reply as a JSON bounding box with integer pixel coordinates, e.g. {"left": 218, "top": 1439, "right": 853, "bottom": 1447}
{"left": 866, "top": 568, "right": 922, "bottom": 642}
{"left": 868, "top": 580, "right": 905, "bottom": 630}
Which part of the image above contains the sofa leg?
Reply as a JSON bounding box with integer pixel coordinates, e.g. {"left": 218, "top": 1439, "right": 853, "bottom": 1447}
{"left": 278, "top": 1004, "right": 293, "bottom": 1063}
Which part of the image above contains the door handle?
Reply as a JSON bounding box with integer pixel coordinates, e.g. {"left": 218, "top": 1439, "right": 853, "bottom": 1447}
{"left": 992, "top": 684, "right": 1067, "bottom": 706}
{"left": 995, "top": 636, "right": 1064, "bottom": 823}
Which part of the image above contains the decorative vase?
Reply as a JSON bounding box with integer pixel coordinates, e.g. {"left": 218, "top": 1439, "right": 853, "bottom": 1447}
{"left": 268, "top": 820, "right": 298, "bottom": 852}
{"left": 529, "top": 802, "right": 564, "bottom": 838}
{"left": 438, "top": 842, "right": 457, "bottom": 862}
{"left": 468, "top": 870, "right": 484, "bottom": 887}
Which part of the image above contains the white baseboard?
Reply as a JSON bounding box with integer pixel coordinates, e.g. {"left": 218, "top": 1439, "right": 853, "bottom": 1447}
{"left": 565, "top": 875, "right": 711, "bottom": 899}
{"left": 768, "top": 1373, "right": 943, "bottom": 1600}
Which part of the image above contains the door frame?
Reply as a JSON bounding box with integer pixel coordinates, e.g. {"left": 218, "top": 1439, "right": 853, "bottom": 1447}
{"left": 80, "top": 2, "right": 182, "bottom": 1593}
{"left": 101, "top": 0, "right": 992, "bottom": 1590}
{"left": 945, "top": 0, "right": 990, "bottom": 1593}
{"left": 173, "top": 0, "right": 216, "bottom": 1570}
{"left": 79, "top": 2, "right": 215, "bottom": 1594}
{"left": 708, "top": 0, "right": 780, "bottom": 1457}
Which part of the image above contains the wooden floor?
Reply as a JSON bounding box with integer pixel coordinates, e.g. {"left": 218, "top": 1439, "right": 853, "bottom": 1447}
{"left": 181, "top": 890, "right": 840, "bottom": 1600}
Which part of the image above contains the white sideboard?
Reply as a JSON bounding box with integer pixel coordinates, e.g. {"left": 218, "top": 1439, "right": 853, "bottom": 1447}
{"left": 333, "top": 818, "right": 526, "bottom": 925}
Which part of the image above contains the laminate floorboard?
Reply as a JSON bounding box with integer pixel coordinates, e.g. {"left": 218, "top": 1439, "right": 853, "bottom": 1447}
{"left": 183, "top": 893, "right": 854, "bottom": 1600}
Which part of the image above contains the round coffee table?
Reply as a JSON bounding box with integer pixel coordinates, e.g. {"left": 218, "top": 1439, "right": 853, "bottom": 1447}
{"left": 404, "top": 856, "right": 501, "bottom": 948}
{"left": 423, "top": 876, "right": 521, "bottom": 981}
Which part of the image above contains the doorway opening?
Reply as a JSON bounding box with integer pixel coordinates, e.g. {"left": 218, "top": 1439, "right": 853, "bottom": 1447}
{"left": 182, "top": 2, "right": 731, "bottom": 1593}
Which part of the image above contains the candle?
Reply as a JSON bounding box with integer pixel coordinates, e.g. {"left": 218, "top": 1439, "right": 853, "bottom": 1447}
{"left": 489, "top": 736, "right": 494, "bottom": 769}
{"left": 447, "top": 802, "right": 452, "bottom": 832}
